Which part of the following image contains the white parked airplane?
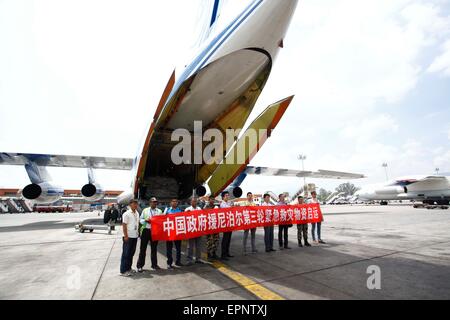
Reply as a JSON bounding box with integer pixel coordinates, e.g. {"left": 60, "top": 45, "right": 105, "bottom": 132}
{"left": 0, "top": 0, "right": 364, "bottom": 205}
{"left": 355, "top": 175, "right": 450, "bottom": 205}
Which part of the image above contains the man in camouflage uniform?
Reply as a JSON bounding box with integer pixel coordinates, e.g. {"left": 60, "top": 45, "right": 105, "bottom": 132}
{"left": 205, "top": 195, "right": 220, "bottom": 261}
{"left": 242, "top": 192, "right": 258, "bottom": 255}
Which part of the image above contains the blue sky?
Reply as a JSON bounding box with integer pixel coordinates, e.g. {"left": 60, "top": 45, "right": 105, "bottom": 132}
{"left": 0, "top": 0, "right": 449, "bottom": 196}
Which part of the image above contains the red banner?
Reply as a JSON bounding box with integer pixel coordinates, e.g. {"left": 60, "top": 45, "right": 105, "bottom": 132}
{"left": 151, "top": 204, "right": 323, "bottom": 241}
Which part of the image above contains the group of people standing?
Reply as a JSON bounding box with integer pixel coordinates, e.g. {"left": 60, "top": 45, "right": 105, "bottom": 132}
{"left": 119, "top": 190, "right": 325, "bottom": 277}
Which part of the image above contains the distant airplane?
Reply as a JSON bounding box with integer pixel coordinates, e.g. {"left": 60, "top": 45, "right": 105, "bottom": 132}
{"left": 0, "top": 0, "right": 364, "bottom": 205}
{"left": 355, "top": 175, "right": 450, "bottom": 205}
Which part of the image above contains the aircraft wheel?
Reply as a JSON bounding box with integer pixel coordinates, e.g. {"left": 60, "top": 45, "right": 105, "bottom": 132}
{"left": 90, "top": 229, "right": 94, "bottom": 233}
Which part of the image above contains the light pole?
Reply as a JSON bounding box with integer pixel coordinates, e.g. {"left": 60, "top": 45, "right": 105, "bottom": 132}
{"left": 298, "top": 154, "right": 307, "bottom": 196}
{"left": 382, "top": 163, "right": 389, "bottom": 181}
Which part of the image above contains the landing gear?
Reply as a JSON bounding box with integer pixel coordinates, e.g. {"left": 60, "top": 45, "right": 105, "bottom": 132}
{"left": 380, "top": 201, "right": 388, "bottom": 206}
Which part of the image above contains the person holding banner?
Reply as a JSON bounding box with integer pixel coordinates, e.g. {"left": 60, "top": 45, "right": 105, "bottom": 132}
{"left": 310, "top": 191, "right": 326, "bottom": 244}
{"left": 120, "top": 200, "right": 140, "bottom": 277}
{"left": 185, "top": 197, "right": 204, "bottom": 265}
{"left": 137, "top": 198, "right": 163, "bottom": 272}
{"left": 261, "top": 194, "right": 276, "bottom": 253}
{"left": 242, "top": 192, "right": 258, "bottom": 255}
{"left": 165, "top": 199, "right": 183, "bottom": 269}
{"left": 205, "top": 195, "right": 220, "bottom": 261}
{"left": 278, "top": 194, "right": 292, "bottom": 250}
{"left": 220, "top": 191, "right": 234, "bottom": 261}
{"left": 297, "top": 196, "right": 311, "bottom": 247}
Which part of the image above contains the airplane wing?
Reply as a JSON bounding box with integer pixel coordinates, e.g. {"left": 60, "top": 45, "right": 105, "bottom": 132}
{"left": 244, "top": 167, "right": 365, "bottom": 180}
{"left": 0, "top": 153, "right": 134, "bottom": 170}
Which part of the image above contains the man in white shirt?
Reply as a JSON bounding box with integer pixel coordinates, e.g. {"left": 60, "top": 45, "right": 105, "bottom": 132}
{"left": 220, "top": 191, "right": 234, "bottom": 260}
{"left": 137, "top": 197, "right": 163, "bottom": 272}
{"left": 261, "top": 193, "right": 276, "bottom": 253}
{"left": 310, "top": 191, "right": 326, "bottom": 244}
{"left": 120, "top": 200, "right": 140, "bottom": 276}
{"left": 185, "top": 197, "right": 204, "bottom": 265}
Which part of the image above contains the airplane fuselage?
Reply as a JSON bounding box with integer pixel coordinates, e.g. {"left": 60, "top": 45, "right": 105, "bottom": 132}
{"left": 132, "top": 0, "right": 299, "bottom": 201}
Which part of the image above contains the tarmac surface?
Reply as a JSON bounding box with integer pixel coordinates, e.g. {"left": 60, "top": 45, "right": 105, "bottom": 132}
{"left": 0, "top": 205, "right": 449, "bottom": 300}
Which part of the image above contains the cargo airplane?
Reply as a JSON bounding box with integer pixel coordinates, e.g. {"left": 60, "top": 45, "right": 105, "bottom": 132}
{"left": 355, "top": 175, "right": 450, "bottom": 205}
{"left": 0, "top": 0, "right": 364, "bottom": 205}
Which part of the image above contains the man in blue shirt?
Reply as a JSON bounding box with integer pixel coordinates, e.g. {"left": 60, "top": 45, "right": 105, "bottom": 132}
{"left": 165, "top": 199, "right": 183, "bottom": 269}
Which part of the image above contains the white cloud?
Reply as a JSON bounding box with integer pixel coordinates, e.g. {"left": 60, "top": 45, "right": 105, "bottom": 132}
{"left": 428, "top": 39, "right": 450, "bottom": 76}
{"left": 340, "top": 114, "right": 399, "bottom": 144}
{"left": 434, "top": 150, "right": 450, "bottom": 169}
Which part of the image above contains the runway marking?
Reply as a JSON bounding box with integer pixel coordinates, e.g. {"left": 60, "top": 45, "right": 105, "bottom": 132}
{"left": 91, "top": 238, "right": 117, "bottom": 300}
{"left": 210, "top": 260, "right": 285, "bottom": 300}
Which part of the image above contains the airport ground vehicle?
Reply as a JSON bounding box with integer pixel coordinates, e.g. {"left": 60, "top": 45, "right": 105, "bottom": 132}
{"left": 34, "top": 205, "right": 72, "bottom": 213}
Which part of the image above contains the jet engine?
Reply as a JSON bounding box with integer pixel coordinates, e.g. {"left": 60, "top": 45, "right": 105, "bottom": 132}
{"left": 81, "top": 183, "right": 105, "bottom": 202}
{"left": 374, "top": 186, "right": 405, "bottom": 195}
{"left": 225, "top": 186, "right": 243, "bottom": 199}
{"left": 22, "top": 182, "right": 64, "bottom": 204}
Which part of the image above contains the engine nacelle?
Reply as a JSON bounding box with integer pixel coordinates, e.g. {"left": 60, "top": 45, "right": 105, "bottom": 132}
{"left": 374, "top": 186, "right": 405, "bottom": 195}
{"left": 81, "top": 183, "right": 105, "bottom": 202}
{"left": 22, "top": 182, "right": 64, "bottom": 204}
{"left": 225, "top": 186, "right": 243, "bottom": 199}
{"left": 117, "top": 190, "right": 134, "bottom": 206}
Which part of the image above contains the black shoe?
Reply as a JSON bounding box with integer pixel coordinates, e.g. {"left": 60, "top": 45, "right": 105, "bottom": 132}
{"left": 279, "top": 246, "right": 284, "bottom": 250}
{"left": 285, "top": 247, "right": 292, "bottom": 250}
{"left": 270, "top": 249, "right": 277, "bottom": 252}
{"left": 298, "top": 243, "right": 303, "bottom": 247}
{"left": 167, "top": 265, "right": 174, "bottom": 270}
{"left": 226, "top": 254, "right": 234, "bottom": 258}
{"left": 152, "top": 265, "right": 161, "bottom": 270}
{"left": 195, "top": 260, "right": 204, "bottom": 265}
{"left": 175, "top": 262, "right": 184, "bottom": 267}
{"left": 266, "top": 249, "right": 271, "bottom": 253}
{"left": 319, "top": 240, "right": 326, "bottom": 244}
{"left": 221, "top": 256, "right": 229, "bottom": 261}
{"left": 305, "top": 242, "right": 312, "bottom": 247}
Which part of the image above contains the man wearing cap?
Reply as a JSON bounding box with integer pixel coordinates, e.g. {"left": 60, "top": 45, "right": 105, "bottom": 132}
{"left": 297, "top": 196, "right": 311, "bottom": 247}
{"left": 165, "top": 199, "right": 183, "bottom": 269}
{"left": 120, "top": 200, "right": 140, "bottom": 277}
{"left": 137, "top": 198, "right": 163, "bottom": 272}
